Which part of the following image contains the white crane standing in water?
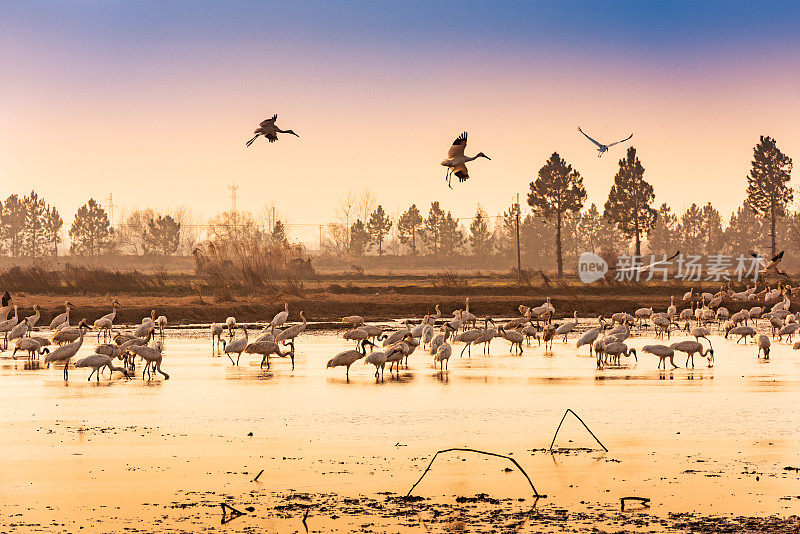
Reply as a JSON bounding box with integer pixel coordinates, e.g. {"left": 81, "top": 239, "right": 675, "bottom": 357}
{"left": 245, "top": 114, "right": 299, "bottom": 146}
{"left": 44, "top": 320, "right": 90, "bottom": 380}
{"left": 440, "top": 132, "right": 490, "bottom": 188}
{"left": 578, "top": 127, "right": 633, "bottom": 157}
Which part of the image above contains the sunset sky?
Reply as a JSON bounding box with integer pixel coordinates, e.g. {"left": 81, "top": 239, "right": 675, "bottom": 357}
{"left": 2, "top": 1, "right": 799, "bottom": 245}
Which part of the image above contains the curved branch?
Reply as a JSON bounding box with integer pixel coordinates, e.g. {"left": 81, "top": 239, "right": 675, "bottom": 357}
{"left": 406, "top": 447, "right": 543, "bottom": 498}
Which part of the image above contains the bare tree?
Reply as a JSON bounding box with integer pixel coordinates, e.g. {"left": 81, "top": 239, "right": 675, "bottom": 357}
{"left": 355, "top": 189, "right": 377, "bottom": 227}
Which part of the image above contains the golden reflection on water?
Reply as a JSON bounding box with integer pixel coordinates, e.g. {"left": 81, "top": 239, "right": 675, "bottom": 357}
{"left": 0, "top": 324, "right": 799, "bottom": 531}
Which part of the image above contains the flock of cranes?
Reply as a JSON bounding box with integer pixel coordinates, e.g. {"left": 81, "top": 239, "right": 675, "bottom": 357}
{"left": 0, "top": 277, "right": 796, "bottom": 383}
{"left": 317, "top": 280, "right": 796, "bottom": 381}
{"left": 245, "top": 114, "right": 631, "bottom": 188}
{"left": 210, "top": 303, "right": 306, "bottom": 370}
{"left": 0, "top": 296, "right": 169, "bottom": 381}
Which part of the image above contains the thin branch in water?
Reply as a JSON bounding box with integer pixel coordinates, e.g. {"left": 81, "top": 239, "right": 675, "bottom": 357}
{"left": 406, "top": 447, "right": 544, "bottom": 498}
{"left": 220, "top": 502, "right": 245, "bottom": 524}
{"left": 548, "top": 409, "right": 608, "bottom": 453}
{"left": 252, "top": 469, "right": 264, "bottom": 482}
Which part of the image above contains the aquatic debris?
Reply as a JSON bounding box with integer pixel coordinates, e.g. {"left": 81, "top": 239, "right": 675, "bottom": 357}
{"left": 253, "top": 469, "right": 264, "bottom": 482}
{"left": 620, "top": 496, "right": 650, "bottom": 510}
{"left": 548, "top": 409, "right": 608, "bottom": 453}
{"left": 406, "top": 447, "right": 545, "bottom": 498}
{"left": 220, "top": 502, "right": 245, "bottom": 524}
{"left": 301, "top": 506, "right": 310, "bottom": 533}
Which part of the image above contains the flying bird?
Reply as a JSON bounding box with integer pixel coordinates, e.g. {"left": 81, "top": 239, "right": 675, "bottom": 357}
{"left": 578, "top": 127, "right": 633, "bottom": 157}
{"left": 246, "top": 114, "right": 299, "bottom": 146}
{"left": 751, "top": 250, "right": 789, "bottom": 278}
{"left": 440, "top": 132, "right": 490, "bottom": 188}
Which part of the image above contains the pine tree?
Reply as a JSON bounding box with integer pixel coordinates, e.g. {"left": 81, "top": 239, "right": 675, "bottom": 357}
{"left": 145, "top": 215, "right": 181, "bottom": 256}
{"left": 421, "top": 202, "right": 446, "bottom": 255}
{"left": 439, "top": 212, "right": 465, "bottom": 256}
{"left": 469, "top": 206, "right": 493, "bottom": 256}
{"left": 700, "top": 202, "right": 724, "bottom": 255}
{"left": 527, "top": 152, "right": 586, "bottom": 275}
{"left": 397, "top": 204, "right": 423, "bottom": 255}
{"left": 21, "top": 191, "right": 49, "bottom": 256}
{"left": 69, "top": 198, "right": 115, "bottom": 256}
{"left": 366, "top": 205, "right": 392, "bottom": 255}
{"left": 271, "top": 220, "right": 287, "bottom": 245}
{"left": 43, "top": 205, "right": 63, "bottom": 256}
{"left": 578, "top": 204, "right": 604, "bottom": 254}
{"left": 348, "top": 219, "right": 370, "bottom": 256}
{"left": 745, "top": 135, "right": 793, "bottom": 256}
{"left": 679, "top": 203, "right": 704, "bottom": 254}
{"left": 647, "top": 203, "right": 678, "bottom": 256}
{"left": 519, "top": 214, "right": 554, "bottom": 267}
{"left": 500, "top": 202, "right": 521, "bottom": 258}
{"left": 603, "top": 146, "right": 657, "bottom": 256}
{"left": 0, "top": 194, "right": 27, "bottom": 258}
{"left": 724, "top": 204, "right": 769, "bottom": 256}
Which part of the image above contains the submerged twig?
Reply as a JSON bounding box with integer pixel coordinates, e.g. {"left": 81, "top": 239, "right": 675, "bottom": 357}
{"left": 406, "top": 447, "right": 544, "bottom": 498}
{"left": 252, "top": 469, "right": 264, "bottom": 482}
{"left": 620, "top": 496, "right": 650, "bottom": 510}
{"left": 548, "top": 409, "right": 608, "bottom": 453}
{"left": 301, "top": 506, "right": 310, "bottom": 533}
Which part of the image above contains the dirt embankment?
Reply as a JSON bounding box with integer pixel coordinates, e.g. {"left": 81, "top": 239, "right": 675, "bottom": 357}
{"left": 5, "top": 288, "right": 766, "bottom": 326}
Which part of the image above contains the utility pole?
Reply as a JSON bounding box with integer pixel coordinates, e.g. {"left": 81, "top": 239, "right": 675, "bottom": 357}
{"left": 515, "top": 193, "right": 522, "bottom": 279}
{"left": 228, "top": 181, "right": 239, "bottom": 212}
{"left": 105, "top": 193, "right": 116, "bottom": 227}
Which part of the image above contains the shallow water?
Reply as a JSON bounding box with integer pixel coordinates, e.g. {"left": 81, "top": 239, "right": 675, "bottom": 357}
{"left": 1, "top": 321, "right": 799, "bottom": 532}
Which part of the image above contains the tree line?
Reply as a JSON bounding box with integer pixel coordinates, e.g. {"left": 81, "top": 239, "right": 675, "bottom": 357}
{"left": 320, "top": 135, "right": 793, "bottom": 274}
{"left": 0, "top": 136, "right": 791, "bottom": 269}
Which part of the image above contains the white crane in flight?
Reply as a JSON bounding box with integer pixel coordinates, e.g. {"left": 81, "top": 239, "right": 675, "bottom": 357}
{"left": 440, "top": 132, "right": 490, "bottom": 188}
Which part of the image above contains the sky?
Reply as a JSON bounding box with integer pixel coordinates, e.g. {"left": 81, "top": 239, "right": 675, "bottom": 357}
{"left": 1, "top": 1, "right": 799, "bottom": 246}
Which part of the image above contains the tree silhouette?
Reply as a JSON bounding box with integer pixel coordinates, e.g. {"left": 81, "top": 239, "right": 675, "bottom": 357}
{"left": 745, "top": 135, "right": 793, "bottom": 256}
{"left": 119, "top": 209, "right": 156, "bottom": 254}
{"left": 366, "top": 205, "right": 392, "bottom": 255}
{"left": 528, "top": 152, "right": 586, "bottom": 275}
{"left": 398, "top": 204, "right": 423, "bottom": 255}
{"left": 145, "top": 215, "right": 181, "bottom": 256}
{"left": 421, "top": 202, "right": 446, "bottom": 254}
{"left": 700, "top": 202, "right": 724, "bottom": 255}
{"left": 469, "top": 206, "right": 493, "bottom": 256}
{"left": 603, "top": 147, "right": 657, "bottom": 256}
{"left": 271, "top": 220, "right": 287, "bottom": 245}
{"left": 679, "top": 203, "right": 704, "bottom": 254}
{"left": 20, "top": 191, "right": 49, "bottom": 257}
{"left": 439, "top": 211, "right": 465, "bottom": 256}
{"left": 348, "top": 219, "right": 370, "bottom": 256}
{"left": 208, "top": 210, "right": 261, "bottom": 247}
{"left": 43, "top": 205, "right": 63, "bottom": 256}
{"left": 500, "top": 202, "right": 521, "bottom": 258}
{"left": 69, "top": 198, "right": 114, "bottom": 256}
{"left": 725, "top": 204, "right": 769, "bottom": 256}
{"left": 647, "top": 203, "right": 678, "bottom": 256}
{"left": 0, "top": 194, "right": 26, "bottom": 257}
